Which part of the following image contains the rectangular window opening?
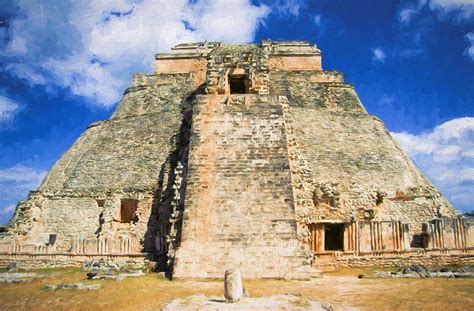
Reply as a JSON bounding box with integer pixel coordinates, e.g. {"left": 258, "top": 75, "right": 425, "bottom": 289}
{"left": 324, "top": 223, "right": 344, "bottom": 251}
{"left": 48, "top": 234, "right": 57, "bottom": 246}
{"left": 410, "top": 233, "right": 429, "bottom": 248}
{"left": 120, "top": 199, "right": 139, "bottom": 223}
{"left": 229, "top": 75, "right": 248, "bottom": 94}
{"left": 411, "top": 223, "right": 429, "bottom": 248}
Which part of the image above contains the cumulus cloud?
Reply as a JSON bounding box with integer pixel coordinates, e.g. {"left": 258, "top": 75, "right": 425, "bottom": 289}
{"left": 399, "top": 8, "right": 419, "bottom": 25}
{"left": 429, "top": 0, "right": 474, "bottom": 17}
{"left": 465, "top": 32, "right": 474, "bottom": 60}
{"left": 0, "top": 165, "right": 47, "bottom": 184}
{"left": 372, "top": 48, "right": 386, "bottom": 62}
{"left": 269, "top": 0, "right": 306, "bottom": 18}
{"left": 0, "top": 95, "right": 19, "bottom": 123}
{"left": 2, "top": 0, "right": 269, "bottom": 107}
{"left": 1, "top": 204, "right": 15, "bottom": 215}
{"left": 392, "top": 117, "right": 474, "bottom": 211}
{"left": 397, "top": 0, "right": 473, "bottom": 59}
{"left": 0, "top": 165, "right": 47, "bottom": 222}
{"left": 397, "top": 0, "right": 427, "bottom": 26}
{"left": 313, "top": 14, "right": 322, "bottom": 27}
{"left": 400, "top": 0, "right": 474, "bottom": 24}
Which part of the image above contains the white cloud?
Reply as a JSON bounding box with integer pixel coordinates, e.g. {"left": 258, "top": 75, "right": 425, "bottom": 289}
{"left": 397, "top": 0, "right": 427, "bottom": 26}
{"left": 0, "top": 165, "right": 47, "bottom": 221}
{"left": 1, "top": 204, "right": 15, "bottom": 215}
{"left": 377, "top": 95, "right": 395, "bottom": 106}
{"left": 6, "top": 63, "right": 46, "bottom": 85}
{"left": 313, "top": 15, "right": 322, "bottom": 27}
{"left": 427, "top": 0, "right": 474, "bottom": 20}
{"left": 465, "top": 32, "right": 474, "bottom": 60}
{"left": 3, "top": 0, "right": 269, "bottom": 107}
{"left": 270, "top": 0, "right": 305, "bottom": 17}
{"left": 0, "top": 95, "right": 19, "bottom": 123}
{"left": 429, "top": 0, "right": 474, "bottom": 10}
{"left": 312, "top": 13, "right": 327, "bottom": 37}
{"left": 0, "top": 165, "right": 47, "bottom": 184}
{"left": 429, "top": 1, "right": 474, "bottom": 22}
{"left": 397, "top": 1, "right": 473, "bottom": 60}
{"left": 8, "top": 36, "right": 27, "bottom": 54}
{"left": 372, "top": 48, "right": 386, "bottom": 62}
{"left": 399, "top": 8, "right": 419, "bottom": 25}
{"left": 398, "top": 0, "right": 473, "bottom": 25}
{"left": 392, "top": 117, "right": 474, "bottom": 212}
{"left": 431, "top": 0, "right": 473, "bottom": 4}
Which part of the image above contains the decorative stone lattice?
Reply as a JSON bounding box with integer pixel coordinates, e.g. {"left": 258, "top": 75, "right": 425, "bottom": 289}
{"left": 166, "top": 162, "right": 184, "bottom": 267}
{"left": 268, "top": 57, "right": 284, "bottom": 70}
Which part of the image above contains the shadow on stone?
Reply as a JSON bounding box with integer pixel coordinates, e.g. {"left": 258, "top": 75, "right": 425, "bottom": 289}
{"left": 144, "top": 84, "right": 205, "bottom": 276}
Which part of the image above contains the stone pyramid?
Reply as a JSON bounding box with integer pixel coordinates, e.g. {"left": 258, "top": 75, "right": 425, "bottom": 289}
{"left": 1, "top": 41, "right": 472, "bottom": 278}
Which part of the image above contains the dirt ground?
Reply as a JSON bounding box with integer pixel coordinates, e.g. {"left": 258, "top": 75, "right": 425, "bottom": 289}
{"left": 0, "top": 267, "right": 473, "bottom": 310}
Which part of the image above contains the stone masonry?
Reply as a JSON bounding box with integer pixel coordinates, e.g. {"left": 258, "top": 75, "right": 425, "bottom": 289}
{"left": 173, "top": 94, "right": 304, "bottom": 278}
{"left": 0, "top": 40, "right": 473, "bottom": 278}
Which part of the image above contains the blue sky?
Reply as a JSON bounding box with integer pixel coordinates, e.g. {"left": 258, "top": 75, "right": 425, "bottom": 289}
{"left": 0, "top": 0, "right": 473, "bottom": 223}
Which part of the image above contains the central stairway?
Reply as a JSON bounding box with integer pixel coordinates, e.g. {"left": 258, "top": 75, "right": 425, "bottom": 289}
{"left": 172, "top": 94, "right": 305, "bottom": 278}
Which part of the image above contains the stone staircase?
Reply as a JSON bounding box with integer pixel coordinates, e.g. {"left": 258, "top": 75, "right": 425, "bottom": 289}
{"left": 173, "top": 94, "right": 305, "bottom": 278}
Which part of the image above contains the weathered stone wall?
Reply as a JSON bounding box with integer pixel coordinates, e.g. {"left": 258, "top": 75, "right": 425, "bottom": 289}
{"left": 40, "top": 74, "right": 196, "bottom": 195}
{"left": 154, "top": 57, "right": 207, "bottom": 74}
{"left": 0, "top": 255, "right": 148, "bottom": 270}
{"left": 269, "top": 72, "right": 456, "bottom": 217}
{"left": 270, "top": 71, "right": 365, "bottom": 112}
{"left": 40, "top": 114, "right": 175, "bottom": 193}
{"left": 267, "top": 40, "right": 322, "bottom": 71}
{"left": 112, "top": 74, "right": 196, "bottom": 119}
{"left": 268, "top": 56, "right": 322, "bottom": 71}
{"left": 42, "top": 198, "right": 101, "bottom": 247}
{"left": 1, "top": 73, "right": 196, "bottom": 256}
{"left": 269, "top": 63, "right": 458, "bottom": 261}
{"left": 330, "top": 253, "right": 474, "bottom": 268}
{"left": 289, "top": 108, "right": 455, "bottom": 221}
{"left": 466, "top": 218, "right": 474, "bottom": 247}
{"left": 173, "top": 94, "right": 303, "bottom": 278}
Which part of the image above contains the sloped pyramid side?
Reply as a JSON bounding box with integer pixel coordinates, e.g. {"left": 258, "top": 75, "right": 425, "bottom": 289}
{"left": 268, "top": 70, "right": 457, "bottom": 224}
{"left": 2, "top": 74, "right": 197, "bottom": 253}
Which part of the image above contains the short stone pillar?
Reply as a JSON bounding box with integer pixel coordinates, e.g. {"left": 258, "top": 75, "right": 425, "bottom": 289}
{"left": 224, "top": 268, "right": 243, "bottom": 303}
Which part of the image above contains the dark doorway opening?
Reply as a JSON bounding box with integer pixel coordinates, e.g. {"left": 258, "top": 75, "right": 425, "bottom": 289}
{"left": 48, "top": 234, "right": 57, "bottom": 246}
{"left": 324, "top": 223, "right": 344, "bottom": 251}
{"left": 410, "top": 223, "right": 429, "bottom": 248}
{"left": 229, "top": 75, "right": 248, "bottom": 94}
{"left": 120, "top": 199, "right": 139, "bottom": 223}
{"left": 410, "top": 233, "right": 429, "bottom": 248}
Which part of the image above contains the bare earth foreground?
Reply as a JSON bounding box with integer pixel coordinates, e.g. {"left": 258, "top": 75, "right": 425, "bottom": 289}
{"left": 0, "top": 267, "right": 473, "bottom": 310}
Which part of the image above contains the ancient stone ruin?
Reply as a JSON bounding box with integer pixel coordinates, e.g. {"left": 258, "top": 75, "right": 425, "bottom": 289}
{"left": 0, "top": 40, "right": 473, "bottom": 278}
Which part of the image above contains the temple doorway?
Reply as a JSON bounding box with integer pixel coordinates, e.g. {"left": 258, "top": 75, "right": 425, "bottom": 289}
{"left": 229, "top": 75, "right": 248, "bottom": 94}
{"left": 324, "top": 223, "right": 344, "bottom": 251}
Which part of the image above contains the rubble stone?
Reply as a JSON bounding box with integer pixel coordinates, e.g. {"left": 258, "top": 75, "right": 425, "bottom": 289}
{"left": 43, "top": 283, "right": 100, "bottom": 291}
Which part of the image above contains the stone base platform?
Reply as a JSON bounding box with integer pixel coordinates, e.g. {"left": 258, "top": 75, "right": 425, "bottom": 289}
{"left": 0, "top": 253, "right": 149, "bottom": 270}
{"left": 315, "top": 250, "right": 474, "bottom": 268}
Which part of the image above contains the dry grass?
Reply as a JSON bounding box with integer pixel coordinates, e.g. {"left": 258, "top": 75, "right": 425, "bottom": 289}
{"left": 0, "top": 267, "right": 473, "bottom": 310}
